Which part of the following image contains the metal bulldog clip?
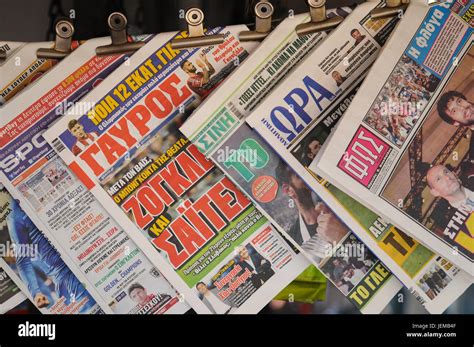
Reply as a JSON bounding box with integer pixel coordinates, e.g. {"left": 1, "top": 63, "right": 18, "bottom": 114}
{"left": 295, "top": 0, "right": 344, "bottom": 36}
{"left": 171, "top": 8, "right": 225, "bottom": 50}
{"left": 96, "top": 12, "right": 145, "bottom": 56}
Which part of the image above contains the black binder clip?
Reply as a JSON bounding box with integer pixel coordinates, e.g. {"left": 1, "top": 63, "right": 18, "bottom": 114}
{"left": 295, "top": 0, "right": 344, "bottom": 36}
{"left": 37, "top": 19, "right": 74, "bottom": 59}
{"left": 171, "top": 8, "right": 225, "bottom": 50}
{"left": 370, "top": 0, "right": 410, "bottom": 20}
{"left": 96, "top": 12, "right": 145, "bottom": 55}
{"left": 239, "top": 1, "right": 274, "bottom": 42}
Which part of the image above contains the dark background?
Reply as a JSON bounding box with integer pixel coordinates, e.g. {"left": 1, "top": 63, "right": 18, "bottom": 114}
{"left": 0, "top": 0, "right": 363, "bottom": 41}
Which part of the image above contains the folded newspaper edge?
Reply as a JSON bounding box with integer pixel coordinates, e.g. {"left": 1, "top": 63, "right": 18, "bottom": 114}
{"left": 0, "top": 41, "right": 59, "bottom": 105}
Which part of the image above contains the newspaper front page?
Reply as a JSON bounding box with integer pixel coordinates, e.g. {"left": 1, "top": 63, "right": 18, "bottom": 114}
{"left": 0, "top": 264, "right": 26, "bottom": 314}
{"left": 0, "top": 185, "right": 103, "bottom": 314}
{"left": 0, "top": 41, "right": 80, "bottom": 105}
{"left": 317, "top": 0, "right": 474, "bottom": 276}
{"left": 242, "top": 0, "right": 471, "bottom": 314}
{"left": 0, "top": 37, "right": 191, "bottom": 314}
{"left": 44, "top": 26, "right": 312, "bottom": 314}
{"left": 0, "top": 41, "right": 63, "bottom": 314}
{"left": 180, "top": 2, "right": 403, "bottom": 313}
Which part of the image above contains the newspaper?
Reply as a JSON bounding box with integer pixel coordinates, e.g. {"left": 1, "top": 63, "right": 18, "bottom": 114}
{"left": 179, "top": 2, "right": 403, "bottom": 313}
{"left": 0, "top": 264, "right": 26, "bottom": 314}
{"left": 0, "top": 37, "right": 191, "bottom": 314}
{"left": 316, "top": 0, "right": 474, "bottom": 276}
{"left": 44, "top": 26, "right": 312, "bottom": 314}
{"left": 241, "top": 0, "right": 471, "bottom": 313}
{"left": 0, "top": 185, "right": 103, "bottom": 314}
{"left": 0, "top": 41, "right": 80, "bottom": 105}
{"left": 0, "top": 41, "right": 24, "bottom": 61}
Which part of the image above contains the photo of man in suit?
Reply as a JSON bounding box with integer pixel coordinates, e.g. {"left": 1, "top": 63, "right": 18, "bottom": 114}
{"left": 236, "top": 245, "right": 275, "bottom": 285}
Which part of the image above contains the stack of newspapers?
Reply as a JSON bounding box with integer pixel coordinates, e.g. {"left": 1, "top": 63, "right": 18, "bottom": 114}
{"left": 0, "top": 0, "right": 471, "bottom": 315}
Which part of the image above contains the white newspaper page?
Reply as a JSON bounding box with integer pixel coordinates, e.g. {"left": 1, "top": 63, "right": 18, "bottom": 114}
{"left": 0, "top": 37, "right": 191, "bottom": 314}
{"left": 0, "top": 41, "right": 79, "bottom": 105}
{"left": 44, "top": 26, "right": 311, "bottom": 314}
{"left": 180, "top": 2, "right": 403, "bottom": 313}
{"left": 0, "top": 186, "right": 103, "bottom": 314}
{"left": 0, "top": 41, "right": 24, "bottom": 62}
{"left": 317, "top": 0, "right": 474, "bottom": 276}
{"left": 241, "top": 1, "right": 470, "bottom": 314}
{"left": 0, "top": 264, "right": 26, "bottom": 314}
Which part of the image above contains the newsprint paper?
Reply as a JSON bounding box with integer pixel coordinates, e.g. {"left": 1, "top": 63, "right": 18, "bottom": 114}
{"left": 317, "top": 0, "right": 474, "bottom": 276}
{"left": 180, "top": 1, "right": 403, "bottom": 313}
{"left": 0, "top": 185, "right": 102, "bottom": 314}
{"left": 44, "top": 26, "right": 312, "bottom": 314}
{"left": 0, "top": 41, "right": 24, "bottom": 61}
{"left": 246, "top": 0, "right": 472, "bottom": 313}
{"left": 0, "top": 41, "right": 80, "bottom": 105}
{"left": 0, "top": 37, "right": 190, "bottom": 314}
{"left": 0, "top": 264, "right": 26, "bottom": 314}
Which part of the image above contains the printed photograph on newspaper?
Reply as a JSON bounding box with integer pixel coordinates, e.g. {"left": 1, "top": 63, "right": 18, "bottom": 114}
{"left": 0, "top": 187, "right": 101, "bottom": 314}
{"left": 180, "top": 2, "right": 404, "bottom": 313}
{"left": 43, "top": 27, "right": 310, "bottom": 314}
{"left": 0, "top": 37, "right": 190, "bottom": 314}
{"left": 316, "top": 0, "right": 474, "bottom": 275}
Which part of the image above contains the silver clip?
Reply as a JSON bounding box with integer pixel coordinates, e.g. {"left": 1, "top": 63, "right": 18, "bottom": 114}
{"left": 171, "top": 8, "right": 225, "bottom": 50}
{"left": 295, "top": 0, "right": 344, "bottom": 36}
{"left": 240, "top": 1, "right": 274, "bottom": 42}
{"left": 37, "top": 19, "right": 74, "bottom": 59}
{"left": 370, "top": 0, "right": 409, "bottom": 20}
{"left": 96, "top": 12, "right": 145, "bottom": 56}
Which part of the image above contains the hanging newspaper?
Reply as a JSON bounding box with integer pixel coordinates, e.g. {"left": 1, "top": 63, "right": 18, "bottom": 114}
{"left": 0, "top": 41, "right": 24, "bottom": 61}
{"left": 243, "top": 0, "right": 471, "bottom": 313}
{"left": 0, "top": 37, "right": 191, "bottom": 314}
{"left": 180, "top": 2, "right": 403, "bottom": 313}
{"left": 0, "top": 41, "right": 63, "bottom": 314}
{"left": 43, "top": 25, "right": 314, "bottom": 314}
{"left": 0, "top": 41, "right": 81, "bottom": 105}
{"left": 0, "top": 185, "right": 104, "bottom": 314}
{"left": 0, "top": 264, "right": 26, "bottom": 314}
{"left": 317, "top": 0, "right": 474, "bottom": 276}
